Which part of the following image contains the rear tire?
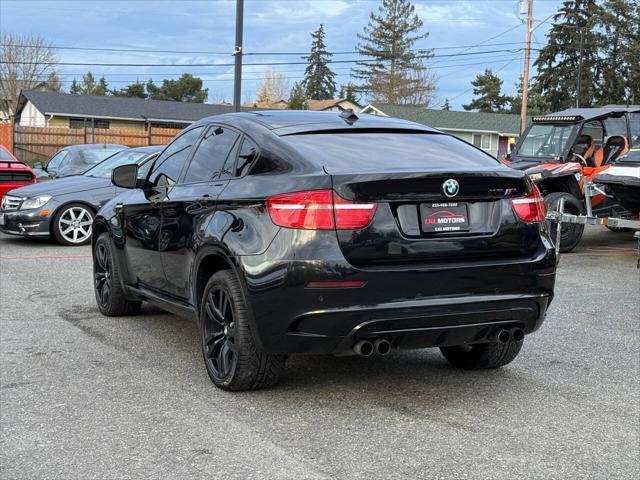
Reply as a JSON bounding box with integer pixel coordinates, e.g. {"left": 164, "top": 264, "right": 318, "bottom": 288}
{"left": 544, "top": 192, "right": 585, "bottom": 253}
{"left": 93, "top": 233, "right": 142, "bottom": 316}
{"left": 440, "top": 339, "right": 523, "bottom": 370}
{"left": 200, "top": 270, "right": 286, "bottom": 391}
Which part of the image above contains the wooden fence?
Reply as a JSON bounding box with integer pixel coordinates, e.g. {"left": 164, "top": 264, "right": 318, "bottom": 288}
{"left": 0, "top": 123, "right": 13, "bottom": 152}
{"left": 12, "top": 125, "right": 181, "bottom": 165}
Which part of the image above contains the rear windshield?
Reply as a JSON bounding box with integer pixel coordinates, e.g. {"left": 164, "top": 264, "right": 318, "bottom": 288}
{"left": 78, "top": 148, "right": 124, "bottom": 166}
{"left": 283, "top": 132, "right": 499, "bottom": 173}
{"left": 0, "top": 147, "right": 14, "bottom": 161}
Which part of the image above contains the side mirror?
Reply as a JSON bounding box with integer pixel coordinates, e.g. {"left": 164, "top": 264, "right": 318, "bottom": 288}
{"left": 33, "top": 161, "right": 43, "bottom": 170}
{"left": 112, "top": 164, "right": 139, "bottom": 189}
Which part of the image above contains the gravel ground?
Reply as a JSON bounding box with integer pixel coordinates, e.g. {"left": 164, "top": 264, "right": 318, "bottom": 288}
{"left": 1, "top": 226, "right": 638, "bottom": 480}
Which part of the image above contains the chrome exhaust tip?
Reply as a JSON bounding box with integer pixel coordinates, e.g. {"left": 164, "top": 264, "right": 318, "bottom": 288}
{"left": 353, "top": 340, "right": 374, "bottom": 357}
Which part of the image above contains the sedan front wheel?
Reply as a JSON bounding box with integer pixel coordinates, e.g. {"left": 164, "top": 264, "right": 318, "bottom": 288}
{"left": 52, "top": 203, "right": 94, "bottom": 246}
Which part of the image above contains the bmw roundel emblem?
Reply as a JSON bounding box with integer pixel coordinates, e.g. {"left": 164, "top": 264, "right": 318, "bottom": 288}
{"left": 442, "top": 179, "right": 460, "bottom": 198}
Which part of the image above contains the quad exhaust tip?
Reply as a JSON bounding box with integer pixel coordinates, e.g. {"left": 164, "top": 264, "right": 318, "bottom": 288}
{"left": 353, "top": 340, "right": 374, "bottom": 357}
{"left": 497, "top": 329, "right": 511, "bottom": 344}
{"left": 512, "top": 328, "right": 525, "bottom": 342}
{"left": 374, "top": 338, "right": 391, "bottom": 356}
{"left": 352, "top": 338, "right": 392, "bottom": 357}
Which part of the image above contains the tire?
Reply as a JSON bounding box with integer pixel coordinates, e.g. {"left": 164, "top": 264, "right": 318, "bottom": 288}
{"left": 52, "top": 203, "right": 94, "bottom": 246}
{"left": 440, "top": 339, "right": 523, "bottom": 370}
{"left": 93, "top": 233, "right": 142, "bottom": 316}
{"left": 200, "top": 270, "right": 286, "bottom": 391}
{"left": 544, "top": 192, "right": 585, "bottom": 253}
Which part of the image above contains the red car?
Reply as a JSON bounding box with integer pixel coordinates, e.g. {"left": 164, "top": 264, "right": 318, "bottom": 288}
{"left": 0, "top": 145, "right": 37, "bottom": 204}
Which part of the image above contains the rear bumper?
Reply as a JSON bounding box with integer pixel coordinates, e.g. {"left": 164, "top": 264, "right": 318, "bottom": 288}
{"left": 238, "top": 230, "right": 556, "bottom": 355}
{"left": 0, "top": 209, "right": 51, "bottom": 237}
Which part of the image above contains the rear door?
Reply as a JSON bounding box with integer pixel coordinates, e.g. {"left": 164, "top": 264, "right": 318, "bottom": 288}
{"left": 122, "top": 126, "right": 204, "bottom": 292}
{"left": 159, "top": 124, "right": 241, "bottom": 300}
{"left": 285, "top": 131, "right": 537, "bottom": 266}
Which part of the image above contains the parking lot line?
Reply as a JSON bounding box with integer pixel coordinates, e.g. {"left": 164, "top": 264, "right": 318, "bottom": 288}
{"left": 0, "top": 254, "right": 92, "bottom": 260}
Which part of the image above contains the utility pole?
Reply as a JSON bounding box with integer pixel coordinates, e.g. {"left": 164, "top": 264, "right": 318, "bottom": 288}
{"left": 233, "top": 0, "right": 244, "bottom": 112}
{"left": 576, "top": 28, "right": 584, "bottom": 108}
{"left": 520, "top": 0, "right": 533, "bottom": 134}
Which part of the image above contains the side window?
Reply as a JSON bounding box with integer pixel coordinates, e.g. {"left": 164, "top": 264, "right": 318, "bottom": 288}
{"left": 148, "top": 126, "right": 204, "bottom": 186}
{"left": 183, "top": 126, "right": 240, "bottom": 183}
{"left": 604, "top": 116, "right": 627, "bottom": 137}
{"left": 47, "top": 150, "right": 68, "bottom": 170}
{"left": 234, "top": 138, "right": 259, "bottom": 177}
{"left": 581, "top": 121, "right": 604, "bottom": 149}
{"left": 630, "top": 113, "right": 640, "bottom": 147}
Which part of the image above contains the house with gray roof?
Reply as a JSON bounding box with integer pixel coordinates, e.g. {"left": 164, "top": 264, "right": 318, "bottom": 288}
{"left": 14, "top": 90, "right": 239, "bottom": 132}
{"left": 361, "top": 104, "right": 531, "bottom": 159}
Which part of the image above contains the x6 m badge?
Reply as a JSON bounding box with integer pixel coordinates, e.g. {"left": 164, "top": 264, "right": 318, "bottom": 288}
{"left": 442, "top": 179, "right": 460, "bottom": 198}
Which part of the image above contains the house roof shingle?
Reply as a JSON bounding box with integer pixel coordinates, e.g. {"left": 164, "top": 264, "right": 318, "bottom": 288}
{"left": 17, "top": 90, "right": 240, "bottom": 123}
{"left": 369, "top": 104, "right": 528, "bottom": 136}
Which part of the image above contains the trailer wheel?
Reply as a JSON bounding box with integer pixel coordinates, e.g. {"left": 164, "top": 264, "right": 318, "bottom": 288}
{"left": 545, "top": 192, "right": 585, "bottom": 253}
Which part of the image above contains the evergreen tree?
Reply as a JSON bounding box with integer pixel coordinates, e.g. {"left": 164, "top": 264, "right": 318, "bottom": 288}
{"left": 352, "top": 0, "right": 434, "bottom": 105}
{"left": 462, "top": 69, "right": 509, "bottom": 112}
{"left": 80, "top": 72, "right": 97, "bottom": 95}
{"left": 533, "top": 0, "right": 603, "bottom": 110}
{"left": 146, "top": 74, "right": 208, "bottom": 103}
{"left": 111, "top": 81, "right": 148, "bottom": 99}
{"left": 339, "top": 83, "right": 360, "bottom": 104}
{"left": 69, "top": 78, "right": 81, "bottom": 94}
{"left": 288, "top": 82, "right": 308, "bottom": 110}
{"left": 441, "top": 99, "right": 450, "bottom": 111}
{"left": 94, "top": 76, "right": 109, "bottom": 96}
{"left": 597, "top": 0, "right": 639, "bottom": 104}
{"left": 302, "top": 24, "right": 336, "bottom": 100}
{"left": 44, "top": 72, "right": 61, "bottom": 92}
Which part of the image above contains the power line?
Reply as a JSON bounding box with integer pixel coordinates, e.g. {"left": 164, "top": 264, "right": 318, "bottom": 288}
{"left": 0, "top": 48, "right": 527, "bottom": 68}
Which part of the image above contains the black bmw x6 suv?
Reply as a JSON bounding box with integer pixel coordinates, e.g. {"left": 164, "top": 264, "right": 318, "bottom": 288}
{"left": 93, "top": 110, "right": 556, "bottom": 390}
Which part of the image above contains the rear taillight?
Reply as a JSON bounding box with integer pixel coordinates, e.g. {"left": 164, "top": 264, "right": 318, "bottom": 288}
{"left": 267, "top": 189, "right": 377, "bottom": 230}
{"left": 510, "top": 185, "right": 546, "bottom": 223}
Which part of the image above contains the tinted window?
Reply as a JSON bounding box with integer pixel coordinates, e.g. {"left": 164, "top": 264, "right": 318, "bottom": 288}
{"left": 148, "top": 127, "right": 204, "bottom": 185}
{"left": 283, "top": 132, "right": 499, "bottom": 174}
{"left": 183, "top": 126, "right": 239, "bottom": 183}
{"left": 234, "top": 138, "right": 259, "bottom": 177}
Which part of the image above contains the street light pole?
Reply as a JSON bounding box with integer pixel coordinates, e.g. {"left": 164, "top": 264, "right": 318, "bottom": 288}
{"left": 520, "top": 0, "right": 533, "bottom": 134}
{"left": 233, "top": 0, "right": 244, "bottom": 112}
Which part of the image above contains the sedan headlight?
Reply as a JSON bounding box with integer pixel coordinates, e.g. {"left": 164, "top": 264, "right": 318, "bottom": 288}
{"left": 20, "top": 196, "right": 51, "bottom": 210}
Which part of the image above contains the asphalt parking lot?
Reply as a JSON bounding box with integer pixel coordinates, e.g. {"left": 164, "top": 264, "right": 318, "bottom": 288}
{"left": 1, "top": 226, "right": 638, "bottom": 480}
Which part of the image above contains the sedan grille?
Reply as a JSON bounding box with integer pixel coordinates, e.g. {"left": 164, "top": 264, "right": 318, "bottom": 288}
{"left": 1, "top": 195, "right": 22, "bottom": 211}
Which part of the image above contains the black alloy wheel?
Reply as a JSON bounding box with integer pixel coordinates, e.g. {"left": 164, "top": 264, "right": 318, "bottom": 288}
{"left": 94, "top": 241, "right": 111, "bottom": 308}
{"left": 92, "top": 233, "right": 142, "bottom": 316}
{"left": 202, "top": 287, "right": 237, "bottom": 381}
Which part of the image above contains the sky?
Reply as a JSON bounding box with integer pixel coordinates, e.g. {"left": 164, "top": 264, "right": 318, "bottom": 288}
{"left": 0, "top": 0, "right": 566, "bottom": 110}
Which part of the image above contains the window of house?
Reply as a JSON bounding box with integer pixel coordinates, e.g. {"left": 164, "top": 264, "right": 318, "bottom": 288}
{"left": 68, "top": 118, "right": 110, "bottom": 129}
{"left": 69, "top": 118, "right": 86, "bottom": 129}
{"left": 183, "top": 126, "right": 240, "bottom": 183}
{"left": 473, "top": 134, "right": 491, "bottom": 150}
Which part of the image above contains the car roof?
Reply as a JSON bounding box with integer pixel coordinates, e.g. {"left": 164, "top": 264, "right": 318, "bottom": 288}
{"left": 63, "top": 144, "right": 126, "bottom": 151}
{"left": 121, "top": 145, "right": 164, "bottom": 153}
{"left": 534, "top": 105, "right": 640, "bottom": 123}
{"left": 193, "top": 110, "right": 439, "bottom": 136}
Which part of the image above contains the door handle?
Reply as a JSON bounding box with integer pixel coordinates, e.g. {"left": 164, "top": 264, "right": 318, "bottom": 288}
{"left": 114, "top": 203, "right": 123, "bottom": 213}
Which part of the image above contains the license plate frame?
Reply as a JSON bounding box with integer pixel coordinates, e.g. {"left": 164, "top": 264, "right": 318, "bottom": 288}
{"left": 420, "top": 202, "right": 470, "bottom": 233}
